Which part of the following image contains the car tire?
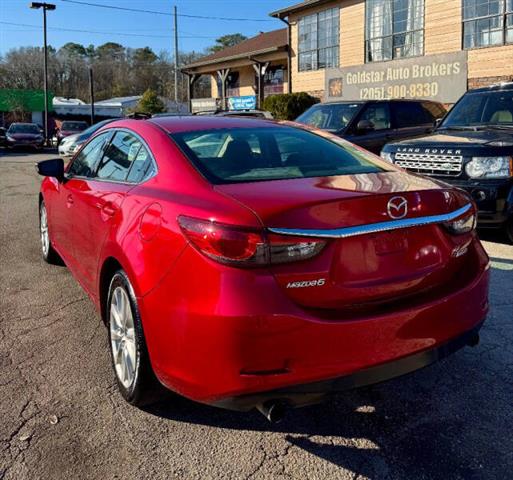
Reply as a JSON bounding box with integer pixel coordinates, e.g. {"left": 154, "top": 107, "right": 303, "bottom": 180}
{"left": 107, "top": 270, "right": 161, "bottom": 406}
{"left": 39, "top": 202, "right": 61, "bottom": 264}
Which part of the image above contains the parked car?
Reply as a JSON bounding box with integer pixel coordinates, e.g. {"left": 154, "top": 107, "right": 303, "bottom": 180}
{"left": 59, "top": 119, "right": 115, "bottom": 158}
{"left": 216, "top": 109, "right": 274, "bottom": 119}
{"left": 0, "top": 127, "right": 6, "bottom": 147}
{"left": 382, "top": 82, "right": 513, "bottom": 242}
{"left": 55, "top": 120, "right": 88, "bottom": 145}
{"left": 192, "top": 109, "right": 274, "bottom": 119}
{"left": 296, "top": 99, "right": 446, "bottom": 154}
{"left": 5, "top": 123, "right": 44, "bottom": 149}
{"left": 37, "top": 116, "right": 489, "bottom": 420}
{"left": 151, "top": 112, "right": 190, "bottom": 118}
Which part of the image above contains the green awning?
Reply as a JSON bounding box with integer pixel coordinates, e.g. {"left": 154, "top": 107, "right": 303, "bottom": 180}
{"left": 0, "top": 89, "right": 54, "bottom": 112}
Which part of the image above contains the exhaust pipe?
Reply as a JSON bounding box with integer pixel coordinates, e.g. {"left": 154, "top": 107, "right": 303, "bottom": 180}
{"left": 257, "top": 401, "right": 287, "bottom": 423}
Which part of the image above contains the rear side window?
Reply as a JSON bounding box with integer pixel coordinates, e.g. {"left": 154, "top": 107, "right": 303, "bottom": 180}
{"left": 393, "top": 102, "right": 432, "bottom": 128}
{"left": 358, "top": 104, "right": 391, "bottom": 130}
{"left": 68, "top": 132, "right": 110, "bottom": 178}
{"left": 96, "top": 131, "right": 142, "bottom": 182}
{"left": 171, "top": 126, "right": 388, "bottom": 184}
{"left": 126, "top": 144, "right": 155, "bottom": 183}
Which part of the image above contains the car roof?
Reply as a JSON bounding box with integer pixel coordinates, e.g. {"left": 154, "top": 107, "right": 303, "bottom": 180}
{"left": 469, "top": 81, "right": 513, "bottom": 94}
{"left": 320, "top": 99, "right": 438, "bottom": 105}
{"left": 10, "top": 122, "right": 38, "bottom": 126}
{"left": 149, "top": 115, "right": 277, "bottom": 134}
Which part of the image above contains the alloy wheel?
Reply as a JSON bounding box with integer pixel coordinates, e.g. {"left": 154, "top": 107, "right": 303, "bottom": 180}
{"left": 110, "top": 286, "right": 137, "bottom": 389}
{"left": 40, "top": 205, "right": 50, "bottom": 257}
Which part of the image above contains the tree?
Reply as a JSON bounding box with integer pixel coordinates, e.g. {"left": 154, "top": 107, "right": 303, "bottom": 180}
{"left": 96, "top": 42, "right": 125, "bottom": 60}
{"left": 133, "top": 47, "right": 157, "bottom": 64}
{"left": 136, "top": 88, "right": 165, "bottom": 114}
{"left": 59, "top": 42, "right": 87, "bottom": 58}
{"left": 208, "top": 33, "right": 247, "bottom": 53}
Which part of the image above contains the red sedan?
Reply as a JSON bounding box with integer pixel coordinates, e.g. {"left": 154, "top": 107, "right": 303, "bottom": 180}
{"left": 37, "top": 117, "right": 489, "bottom": 421}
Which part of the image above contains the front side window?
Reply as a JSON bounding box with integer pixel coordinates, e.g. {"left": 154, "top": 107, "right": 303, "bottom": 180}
{"left": 68, "top": 132, "right": 111, "bottom": 178}
{"left": 298, "top": 8, "right": 340, "bottom": 71}
{"left": 365, "top": 0, "right": 424, "bottom": 62}
{"left": 171, "top": 126, "right": 387, "bottom": 184}
{"left": 463, "top": 0, "right": 513, "bottom": 48}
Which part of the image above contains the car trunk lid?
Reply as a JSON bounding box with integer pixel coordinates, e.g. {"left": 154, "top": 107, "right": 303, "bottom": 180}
{"left": 216, "top": 171, "right": 473, "bottom": 309}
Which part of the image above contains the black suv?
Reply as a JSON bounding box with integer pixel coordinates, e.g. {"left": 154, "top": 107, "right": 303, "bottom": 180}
{"left": 382, "top": 83, "right": 513, "bottom": 242}
{"left": 296, "top": 99, "right": 446, "bottom": 155}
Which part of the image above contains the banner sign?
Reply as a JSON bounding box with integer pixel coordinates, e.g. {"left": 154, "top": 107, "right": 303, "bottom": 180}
{"left": 228, "top": 95, "right": 257, "bottom": 111}
{"left": 325, "top": 51, "right": 468, "bottom": 104}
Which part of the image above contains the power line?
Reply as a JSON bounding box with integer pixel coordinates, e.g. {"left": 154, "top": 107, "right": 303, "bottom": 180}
{"left": 59, "top": 0, "right": 273, "bottom": 22}
{"left": 0, "top": 21, "right": 217, "bottom": 39}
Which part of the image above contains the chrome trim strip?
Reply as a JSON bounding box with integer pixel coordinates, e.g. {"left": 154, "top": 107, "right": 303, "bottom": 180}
{"left": 267, "top": 203, "right": 473, "bottom": 239}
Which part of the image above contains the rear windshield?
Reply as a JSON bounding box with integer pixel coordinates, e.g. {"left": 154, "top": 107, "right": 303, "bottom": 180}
{"left": 8, "top": 124, "right": 39, "bottom": 134}
{"left": 62, "top": 121, "right": 88, "bottom": 130}
{"left": 170, "top": 126, "right": 387, "bottom": 184}
{"left": 296, "top": 103, "right": 363, "bottom": 131}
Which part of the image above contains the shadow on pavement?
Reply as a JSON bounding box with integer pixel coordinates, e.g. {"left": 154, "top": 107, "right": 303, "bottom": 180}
{"left": 143, "top": 258, "right": 512, "bottom": 479}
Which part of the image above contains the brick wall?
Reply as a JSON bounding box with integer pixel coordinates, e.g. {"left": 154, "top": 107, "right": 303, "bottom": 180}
{"left": 468, "top": 76, "right": 513, "bottom": 90}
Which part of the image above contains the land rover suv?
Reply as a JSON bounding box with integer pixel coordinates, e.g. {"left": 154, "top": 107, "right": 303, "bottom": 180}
{"left": 382, "top": 83, "right": 513, "bottom": 242}
{"left": 296, "top": 99, "right": 446, "bottom": 154}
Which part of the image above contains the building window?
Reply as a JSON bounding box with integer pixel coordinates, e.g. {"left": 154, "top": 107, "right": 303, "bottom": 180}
{"left": 463, "top": 0, "right": 513, "bottom": 48}
{"left": 365, "top": 0, "right": 424, "bottom": 62}
{"left": 298, "top": 8, "right": 340, "bottom": 71}
{"left": 257, "top": 66, "right": 285, "bottom": 97}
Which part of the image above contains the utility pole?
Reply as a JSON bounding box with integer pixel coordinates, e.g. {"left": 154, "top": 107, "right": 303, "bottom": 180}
{"left": 174, "top": 5, "right": 179, "bottom": 104}
{"left": 89, "top": 66, "right": 95, "bottom": 125}
{"left": 30, "top": 2, "right": 56, "bottom": 147}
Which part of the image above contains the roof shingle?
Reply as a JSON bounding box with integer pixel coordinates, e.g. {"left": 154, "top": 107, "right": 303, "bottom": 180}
{"left": 184, "top": 28, "right": 288, "bottom": 69}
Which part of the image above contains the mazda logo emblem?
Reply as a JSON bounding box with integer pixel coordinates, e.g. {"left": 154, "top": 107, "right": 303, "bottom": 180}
{"left": 387, "top": 196, "right": 408, "bottom": 219}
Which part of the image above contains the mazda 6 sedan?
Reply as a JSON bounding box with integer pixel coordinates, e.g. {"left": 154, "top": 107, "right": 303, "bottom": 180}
{"left": 37, "top": 116, "right": 489, "bottom": 421}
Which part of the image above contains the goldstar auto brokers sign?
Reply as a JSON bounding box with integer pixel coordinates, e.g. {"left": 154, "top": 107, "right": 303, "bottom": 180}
{"left": 325, "top": 52, "right": 467, "bottom": 103}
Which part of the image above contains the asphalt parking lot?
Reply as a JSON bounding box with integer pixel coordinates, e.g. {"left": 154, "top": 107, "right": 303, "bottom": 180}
{"left": 1, "top": 150, "right": 512, "bottom": 480}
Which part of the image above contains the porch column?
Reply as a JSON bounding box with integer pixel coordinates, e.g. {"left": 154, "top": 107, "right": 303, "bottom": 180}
{"left": 216, "top": 68, "right": 230, "bottom": 110}
{"left": 184, "top": 73, "right": 198, "bottom": 113}
{"left": 252, "top": 61, "right": 270, "bottom": 110}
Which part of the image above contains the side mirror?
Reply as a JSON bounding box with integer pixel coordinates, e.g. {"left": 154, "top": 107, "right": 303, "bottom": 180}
{"left": 357, "top": 119, "right": 375, "bottom": 133}
{"left": 36, "top": 158, "right": 64, "bottom": 180}
{"left": 434, "top": 118, "right": 443, "bottom": 128}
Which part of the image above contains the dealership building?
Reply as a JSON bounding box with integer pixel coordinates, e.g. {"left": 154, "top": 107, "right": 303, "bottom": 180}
{"left": 184, "top": 0, "right": 513, "bottom": 109}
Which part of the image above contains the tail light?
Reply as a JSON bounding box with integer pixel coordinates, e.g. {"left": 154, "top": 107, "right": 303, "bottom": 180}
{"left": 178, "top": 216, "right": 326, "bottom": 267}
{"left": 443, "top": 209, "right": 476, "bottom": 235}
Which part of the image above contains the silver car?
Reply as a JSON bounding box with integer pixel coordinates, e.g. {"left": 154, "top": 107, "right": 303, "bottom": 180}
{"left": 58, "top": 119, "right": 115, "bottom": 158}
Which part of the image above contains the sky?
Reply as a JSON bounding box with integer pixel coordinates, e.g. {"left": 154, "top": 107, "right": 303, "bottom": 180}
{"left": 0, "top": 0, "right": 294, "bottom": 56}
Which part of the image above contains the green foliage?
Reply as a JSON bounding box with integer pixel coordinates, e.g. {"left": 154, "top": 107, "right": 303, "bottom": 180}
{"left": 59, "top": 42, "right": 87, "bottom": 57}
{"left": 96, "top": 42, "right": 125, "bottom": 60}
{"left": 133, "top": 47, "right": 157, "bottom": 64}
{"left": 208, "top": 34, "right": 247, "bottom": 53}
{"left": 262, "top": 92, "right": 319, "bottom": 120}
{"left": 136, "top": 88, "right": 165, "bottom": 114}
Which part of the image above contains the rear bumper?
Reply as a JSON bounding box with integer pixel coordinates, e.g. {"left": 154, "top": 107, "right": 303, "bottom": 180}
{"left": 139, "top": 239, "right": 490, "bottom": 408}
{"left": 213, "top": 321, "right": 483, "bottom": 411}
